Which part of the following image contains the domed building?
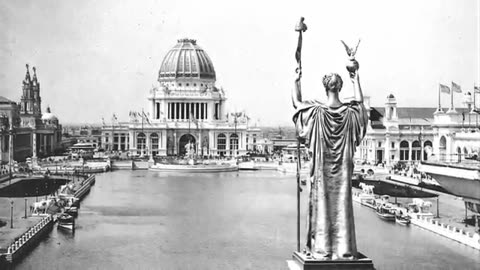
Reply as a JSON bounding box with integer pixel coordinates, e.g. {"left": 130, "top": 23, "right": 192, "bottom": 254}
{"left": 102, "top": 39, "right": 255, "bottom": 157}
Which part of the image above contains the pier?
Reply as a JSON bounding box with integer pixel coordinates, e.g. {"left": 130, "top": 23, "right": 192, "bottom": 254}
{"left": 0, "top": 173, "right": 96, "bottom": 265}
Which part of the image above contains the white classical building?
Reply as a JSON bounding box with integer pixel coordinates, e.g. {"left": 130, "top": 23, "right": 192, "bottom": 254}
{"left": 355, "top": 93, "right": 480, "bottom": 165}
{"left": 101, "top": 38, "right": 259, "bottom": 157}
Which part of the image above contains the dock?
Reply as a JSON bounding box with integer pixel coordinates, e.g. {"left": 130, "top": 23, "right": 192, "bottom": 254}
{"left": 354, "top": 173, "right": 480, "bottom": 251}
{"left": 0, "top": 174, "right": 96, "bottom": 265}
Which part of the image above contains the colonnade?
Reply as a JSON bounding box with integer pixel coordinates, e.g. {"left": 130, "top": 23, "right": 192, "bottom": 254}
{"left": 167, "top": 102, "right": 209, "bottom": 120}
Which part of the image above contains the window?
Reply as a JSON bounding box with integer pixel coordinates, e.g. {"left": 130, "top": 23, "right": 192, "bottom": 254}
{"left": 230, "top": 134, "right": 239, "bottom": 156}
{"left": 217, "top": 133, "right": 226, "bottom": 156}
{"left": 391, "top": 142, "right": 395, "bottom": 148}
{"left": 137, "top": 133, "right": 146, "bottom": 152}
{"left": 400, "top": 140, "right": 409, "bottom": 161}
{"left": 151, "top": 133, "right": 159, "bottom": 156}
{"left": 378, "top": 142, "right": 381, "bottom": 148}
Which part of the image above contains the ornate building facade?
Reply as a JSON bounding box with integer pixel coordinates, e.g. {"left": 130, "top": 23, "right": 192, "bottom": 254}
{"left": 355, "top": 94, "right": 479, "bottom": 165}
{"left": 102, "top": 39, "right": 258, "bottom": 157}
{"left": 0, "top": 65, "right": 63, "bottom": 162}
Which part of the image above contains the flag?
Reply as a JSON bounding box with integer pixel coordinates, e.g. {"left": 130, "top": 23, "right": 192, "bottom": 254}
{"left": 439, "top": 84, "right": 450, "bottom": 94}
{"left": 189, "top": 111, "right": 198, "bottom": 128}
{"left": 142, "top": 111, "right": 151, "bottom": 125}
{"left": 474, "top": 86, "right": 480, "bottom": 93}
{"left": 452, "top": 82, "right": 462, "bottom": 93}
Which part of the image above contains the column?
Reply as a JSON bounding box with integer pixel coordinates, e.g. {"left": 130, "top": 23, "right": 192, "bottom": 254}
{"left": 146, "top": 133, "right": 151, "bottom": 156}
{"left": 226, "top": 133, "right": 230, "bottom": 156}
{"left": 172, "top": 102, "right": 175, "bottom": 120}
{"left": 408, "top": 141, "right": 412, "bottom": 162}
{"left": 198, "top": 131, "right": 202, "bottom": 156}
{"left": 32, "top": 132, "right": 37, "bottom": 158}
{"left": 421, "top": 140, "right": 425, "bottom": 161}
{"left": 173, "top": 132, "right": 177, "bottom": 156}
{"left": 385, "top": 135, "right": 391, "bottom": 166}
{"left": 183, "top": 102, "right": 187, "bottom": 121}
{"left": 151, "top": 100, "right": 155, "bottom": 120}
{"left": 205, "top": 103, "right": 208, "bottom": 120}
{"left": 209, "top": 131, "right": 215, "bottom": 156}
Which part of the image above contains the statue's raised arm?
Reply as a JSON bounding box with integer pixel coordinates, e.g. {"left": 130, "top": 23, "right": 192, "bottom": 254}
{"left": 342, "top": 39, "right": 363, "bottom": 103}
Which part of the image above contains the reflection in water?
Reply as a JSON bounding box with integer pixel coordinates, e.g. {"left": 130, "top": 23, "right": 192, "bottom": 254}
{"left": 13, "top": 171, "right": 480, "bottom": 270}
{"left": 0, "top": 177, "right": 68, "bottom": 197}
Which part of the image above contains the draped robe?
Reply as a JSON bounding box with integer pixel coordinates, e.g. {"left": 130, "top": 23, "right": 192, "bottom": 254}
{"left": 293, "top": 100, "right": 368, "bottom": 259}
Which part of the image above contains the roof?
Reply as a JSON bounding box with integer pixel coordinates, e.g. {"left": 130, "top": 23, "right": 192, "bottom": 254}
{"left": 0, "top": 96, "right": 16, "bottom": 104}
{"left": 158, "top": 39, "right": 216, "bottom": 82}
{"left": 373, "top": 107, "right": 437, "bottom": 119}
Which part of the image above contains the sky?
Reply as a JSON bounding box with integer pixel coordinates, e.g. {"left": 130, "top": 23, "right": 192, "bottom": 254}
{"left": 0, "top": 0, "right": 479, "bottom": 126}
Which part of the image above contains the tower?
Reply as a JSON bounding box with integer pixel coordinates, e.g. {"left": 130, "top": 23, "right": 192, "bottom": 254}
{"left": 20, "top": 64, "right": 41, "bottom": 117}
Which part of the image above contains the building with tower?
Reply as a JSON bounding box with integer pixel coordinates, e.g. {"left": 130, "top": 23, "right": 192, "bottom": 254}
{"left": 0, "top": 64, "right": 63, "bottom": 163}
{"left": 355, "top": 91, "right": 479, "bottom": 166}
{"left": 102, "top": 39, "right": 258, "bottom": 157}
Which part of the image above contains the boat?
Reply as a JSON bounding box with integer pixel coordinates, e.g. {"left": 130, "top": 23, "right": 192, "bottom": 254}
{"left": 64, "top": 206, "right": 78, "bottom": 217}
{"left": 395, "top": 214, "right": 411, "bottom": 226}
{"left": 419, "top": 160, "right": 480, "bottom": 215}
{"left": 238, "top": 161, "right": 259, "bottom": 171}
{"left": 57, "top": 213, "right": 75, "bottom": 230}
{"left": 376, "top": 204, "right": 396, "bottom": 221}
{"left": 353, "top": 183, "right": 377, "bottom": 209}
{"left": 149, "top": 162, "right": 238, "bottom": 173}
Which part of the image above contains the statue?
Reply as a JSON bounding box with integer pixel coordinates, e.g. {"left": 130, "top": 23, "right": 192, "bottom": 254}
{"left": 291, "top": 18, "right": 368, "bottom": 261}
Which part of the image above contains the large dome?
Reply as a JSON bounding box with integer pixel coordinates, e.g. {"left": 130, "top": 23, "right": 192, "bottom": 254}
{"left": 158, "top": 39, "right": 216, "bottom": 82}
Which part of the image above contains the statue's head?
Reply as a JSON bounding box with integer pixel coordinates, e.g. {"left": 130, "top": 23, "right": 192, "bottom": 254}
{"left": 322, "top": 73, "right": 343, "bottom": 95}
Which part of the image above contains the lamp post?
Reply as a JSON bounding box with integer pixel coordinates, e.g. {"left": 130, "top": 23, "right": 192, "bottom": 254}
{"left": 10, "top": 200, "right": 14, "bottom": 228}
{"left": 24, "top": 198, "right": 27, "bottom": 219}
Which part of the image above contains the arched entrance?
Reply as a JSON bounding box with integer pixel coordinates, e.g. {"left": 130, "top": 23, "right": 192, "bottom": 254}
{"left": 179, "top": 134, "right": 196, "bottom": 157}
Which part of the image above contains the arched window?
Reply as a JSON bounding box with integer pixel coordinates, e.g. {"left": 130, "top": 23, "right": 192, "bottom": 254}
{"left": 412, "top": 140, "right": 421, "bottom": 161}
{"left": 151, "top": 133, "right": 159, "bottom": 157}
{"left": 456, "top": 146, "right": 462, "bottom": 163}
{"left": 230, "top": 133, "right": 239, "bottom": 156}
{"left": 400, "top": 140, "right": 409, "bottom": 161}
{"left": 137, "top": 133, "right": 146, "bottom": 155}
{"left": 217, "top": 133, "right": 226, "bottom": 157}
{"left": 439, "top": 136, "right": 447, "bottom": 161}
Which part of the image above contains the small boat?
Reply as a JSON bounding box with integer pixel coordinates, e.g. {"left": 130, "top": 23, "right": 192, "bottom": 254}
{"left": 395, "top": 214, "right": 411, "bottom": 226}
{"left": 238, "top": 161, "right": 259, "bottom": 171}
{"left": 64, "top": 206, "right": 78, "bottom": 217}
{"left": 58, "top": 213, "right": 75, "bottom": 230}
{"left": 376, "top": 204, "right": 396, "bottom": 221}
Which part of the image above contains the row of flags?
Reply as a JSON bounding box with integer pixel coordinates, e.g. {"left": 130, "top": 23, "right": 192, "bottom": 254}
{"left": 439, "top": 82, "right": 480, "bottom": 94}
{"left": 438, "top": 82, "right": 480, "bottom": 110}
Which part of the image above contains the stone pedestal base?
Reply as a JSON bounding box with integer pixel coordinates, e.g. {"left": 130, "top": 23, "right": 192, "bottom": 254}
{"left": 287, "top": 251, "right": 375, "bottom": 270}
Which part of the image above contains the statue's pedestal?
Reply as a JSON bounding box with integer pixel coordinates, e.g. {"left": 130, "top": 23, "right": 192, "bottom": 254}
{"left": 287, "top": 252, "right": 375, "bottom": 270}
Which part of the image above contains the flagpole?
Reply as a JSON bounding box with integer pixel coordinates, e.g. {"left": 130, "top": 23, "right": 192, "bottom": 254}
{"left": 450, "top": 82, "right": 454, "bottom": 111}
{"left": 438, "top": 83, "right": 441, "bottom": 111}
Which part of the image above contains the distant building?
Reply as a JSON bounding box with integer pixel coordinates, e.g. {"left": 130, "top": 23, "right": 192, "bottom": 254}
{"left": 101, "top": 39, "right": 259, "bottom": 157}
{"left": 356, "top": 93, "right": 479, "bottom": 165}
{"left": 0, "top": 64, "right": 63, "bottom": 162}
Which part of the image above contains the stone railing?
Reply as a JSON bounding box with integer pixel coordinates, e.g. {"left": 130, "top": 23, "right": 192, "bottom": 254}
{"left": 412, "top": 215, "right": 480, "bottom": 250}
{"left": 5, "top": 215, "right": 53, "bottom": 256}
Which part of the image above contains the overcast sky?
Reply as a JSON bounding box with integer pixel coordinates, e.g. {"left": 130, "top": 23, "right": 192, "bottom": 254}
{"left": 1, "top": 0, "right": 479, "bottom": 126}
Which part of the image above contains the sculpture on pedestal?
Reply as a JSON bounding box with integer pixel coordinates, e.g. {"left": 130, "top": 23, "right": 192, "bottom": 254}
{"left": 291, "top": 18, "right": 369, "bottom": 261}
